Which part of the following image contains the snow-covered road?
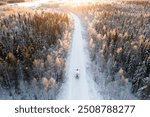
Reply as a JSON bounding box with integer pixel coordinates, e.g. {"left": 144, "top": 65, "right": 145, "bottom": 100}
{"left": 57, "top": 13, "right": 101, "bottom": 100}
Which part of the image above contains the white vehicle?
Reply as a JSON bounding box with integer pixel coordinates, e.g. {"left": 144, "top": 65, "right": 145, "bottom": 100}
{"left": 75, "top": 69, "right": 80, "bottom": 79}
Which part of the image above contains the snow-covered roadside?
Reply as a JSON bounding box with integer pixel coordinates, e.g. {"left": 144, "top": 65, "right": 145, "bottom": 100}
{"left": 57, "top": 13, "right": 101, "bottom": 100}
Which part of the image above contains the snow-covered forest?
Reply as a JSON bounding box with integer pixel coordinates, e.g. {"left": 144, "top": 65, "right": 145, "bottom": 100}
{"left": 0, "top": 6, "right": 71, "bottom": 99}
{"left": 0, "top": 0, "right": 149, "bottom": 100}
{"left": 76, "top": 1, "right": 150, "bottom": 99}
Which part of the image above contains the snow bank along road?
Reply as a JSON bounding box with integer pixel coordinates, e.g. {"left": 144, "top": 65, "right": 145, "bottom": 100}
{"left": 57, "top": 13, "right": 101, "bottom": 100}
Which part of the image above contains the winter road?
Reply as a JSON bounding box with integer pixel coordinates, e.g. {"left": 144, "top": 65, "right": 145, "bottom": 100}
{"left": 57, "top": 13, "right": 101, "bottom": 100}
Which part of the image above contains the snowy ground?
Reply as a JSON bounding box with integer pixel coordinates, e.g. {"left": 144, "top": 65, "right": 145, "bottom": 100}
{"left": 3, "top": 0, "right": 137, "bottom": 100}
{"left": 57, "top": 13, "right": 101, "bottom": 100}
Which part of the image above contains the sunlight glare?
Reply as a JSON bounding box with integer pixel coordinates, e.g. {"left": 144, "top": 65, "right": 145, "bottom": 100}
{"left": 63, "top": 0, "right": 110, "bottom": 6}
{"left": 16, "top": 0, "right": 111, "bottom": 7}
{"left": 63, "top": 0, "right": 95, "bottom": 6}
{"left": 17, "top": 0, "right": 50, "bottom": 7}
